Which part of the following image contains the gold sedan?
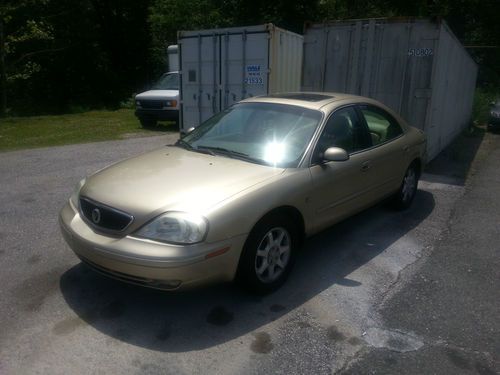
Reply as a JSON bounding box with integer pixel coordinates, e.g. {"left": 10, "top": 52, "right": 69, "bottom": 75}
{"left": 59, "top": 93, "right": 426, "bottom": 293}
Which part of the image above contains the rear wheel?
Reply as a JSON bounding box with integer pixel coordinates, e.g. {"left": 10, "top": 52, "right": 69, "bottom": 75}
{"left": 237, "top": 214, "right": 298, "bottom": 294}
{"left": 392, "top": 163, "right": 419, "bottom": 210}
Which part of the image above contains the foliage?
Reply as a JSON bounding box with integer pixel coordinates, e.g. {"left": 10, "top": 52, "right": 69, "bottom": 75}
{"left": 0, "top": 0, "right": 498, "bottom": 117}
{"left": 473, "top": 88, "right": 499, "bottom": 125}
{"left": 0, "top": 0, "right": 153, "bottom": 116}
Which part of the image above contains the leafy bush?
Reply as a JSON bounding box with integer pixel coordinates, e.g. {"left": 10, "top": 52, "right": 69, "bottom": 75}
{"left": 473, "top": 88, "right": 499, "bottom": 125}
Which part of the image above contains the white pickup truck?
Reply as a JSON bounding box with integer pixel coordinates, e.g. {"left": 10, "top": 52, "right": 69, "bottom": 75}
{"left": 135, "top": 45, "right": 179, "bottom": 127}
{"left": 134, "top": 71, "right": 179, "bottom": 127}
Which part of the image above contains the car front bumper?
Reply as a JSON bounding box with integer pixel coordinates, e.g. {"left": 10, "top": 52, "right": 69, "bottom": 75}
{"left": 59, "top": 201, "right": 246, "bottom": 291}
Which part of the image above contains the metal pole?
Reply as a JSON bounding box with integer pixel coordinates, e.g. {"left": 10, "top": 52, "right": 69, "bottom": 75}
{"left": 241, "top": 30, "right": 247, "bottom": 100}
{"left": 224, "top": 32, "right": 229, "bottom": 109}
{"left": 0, "top": 19, "right": 7, "bottom": 117}
{"left": 212, "top": 33, "right": 217, "bottom": 114}
{"left": 197, "top": 34, "right": 202, "bottom": 126}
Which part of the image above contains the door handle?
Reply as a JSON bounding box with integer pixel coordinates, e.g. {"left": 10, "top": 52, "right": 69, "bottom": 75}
{"left": 361, "top": 161, "right": 371, "bottom": 172}
{"left": 403, "top": 145, "right": 410, "bottom": 152}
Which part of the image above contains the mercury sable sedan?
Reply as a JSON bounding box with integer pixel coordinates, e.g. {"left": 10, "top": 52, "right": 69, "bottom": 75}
{"left": 59, "top": 92, "right": 426, "bottom": 293}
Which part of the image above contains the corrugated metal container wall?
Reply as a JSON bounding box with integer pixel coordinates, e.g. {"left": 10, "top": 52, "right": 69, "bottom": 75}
{"left": 179, "top": 24, "right": 303, "bottom": 132}
{"left": 302, "top": 19, "right": 478, "bottom": 160}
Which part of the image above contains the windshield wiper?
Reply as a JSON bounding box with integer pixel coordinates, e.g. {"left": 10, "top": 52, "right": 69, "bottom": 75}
{"left": 175, "top": 139, "right": 215, "bottom": 155}
{"left": 196, "top": 145, "right": 268, "bottom": 165}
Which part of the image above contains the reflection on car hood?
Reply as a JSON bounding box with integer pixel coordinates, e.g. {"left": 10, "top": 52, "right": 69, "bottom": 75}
{"left": 80, "top": 146, "right": 285, "bottom": 217}
{"left": 135, "top": 90, "right": 178, "bottom": 99}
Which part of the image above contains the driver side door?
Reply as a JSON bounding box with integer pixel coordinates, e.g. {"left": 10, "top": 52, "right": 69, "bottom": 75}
{"left": 308, "top": 106, "right": 373, "bottom": 232}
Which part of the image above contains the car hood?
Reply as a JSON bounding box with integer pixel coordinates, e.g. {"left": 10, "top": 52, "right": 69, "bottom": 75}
{"left": 80, "top": 146, "right": 284, "bottom": 219}
{"left": 135, "top": 90, "right": 178, "bottom": 99}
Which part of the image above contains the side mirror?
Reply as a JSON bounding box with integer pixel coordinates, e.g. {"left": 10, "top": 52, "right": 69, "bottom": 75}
{"left": 323, "top": 147, "right": 349, "bottom": 162}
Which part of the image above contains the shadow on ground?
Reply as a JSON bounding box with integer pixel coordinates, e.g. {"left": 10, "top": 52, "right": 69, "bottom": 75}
{"left": 144, "top": 121, "right": 179, "bottom": 133}
{"left": 424, "top": 126, "right": 485, "bottom": 185}
{"left": 59, "top": 190, "right": 435, "bottom": 352}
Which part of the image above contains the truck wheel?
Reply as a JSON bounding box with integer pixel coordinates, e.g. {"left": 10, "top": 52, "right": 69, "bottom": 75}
{"left": 140, "top": 119, "right": 157, "bottom": 128}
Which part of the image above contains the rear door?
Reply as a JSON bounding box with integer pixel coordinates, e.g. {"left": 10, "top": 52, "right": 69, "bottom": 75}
{"left": 356, "top": 104, "right": 409, "bottom": 199}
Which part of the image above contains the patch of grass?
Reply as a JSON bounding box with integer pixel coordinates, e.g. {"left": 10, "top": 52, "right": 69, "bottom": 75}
{"left": 0, "top": 109, "right": 177, "bottom": 152}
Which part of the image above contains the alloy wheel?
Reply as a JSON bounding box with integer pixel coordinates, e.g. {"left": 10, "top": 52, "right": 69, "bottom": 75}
{"left": 254, "top": 227, "right": 291, "bottom": 283}
{"left": 402, "top": 168, "right": 417, "bottom": 202}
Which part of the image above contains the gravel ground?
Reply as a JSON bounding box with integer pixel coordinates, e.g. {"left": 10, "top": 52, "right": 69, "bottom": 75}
{"left": 0, "top": 132, "right": 496, "bottom": 374}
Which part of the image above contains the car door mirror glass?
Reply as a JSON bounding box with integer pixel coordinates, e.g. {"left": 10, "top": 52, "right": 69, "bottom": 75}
{"left": 323, "top": 147, "right": 349, "bottom": 162}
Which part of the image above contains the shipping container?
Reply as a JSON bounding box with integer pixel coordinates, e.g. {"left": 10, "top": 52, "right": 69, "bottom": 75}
{"left": 178, "top": 24, "right": 303, "bottom": 132}
{"left": 302, "top": 18, "right": 478, "bottom": 160}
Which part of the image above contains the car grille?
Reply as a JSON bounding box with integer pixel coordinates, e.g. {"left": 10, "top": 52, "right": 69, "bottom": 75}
{"left": 139, "top": 100, "right": 163, "bottom": 109}
{"left": 79, "top": 197, "right": 133, "bottom": 232}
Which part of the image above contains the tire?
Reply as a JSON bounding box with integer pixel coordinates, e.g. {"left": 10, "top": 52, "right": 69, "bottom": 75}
{"left": 140, "top": 118, "right": 157, "bottom": 128}
{"left": 236, "top": 213, "right": 298, "bottom": 294}
{"left": 392, "top": 163, "right": 419, "bottom": 210}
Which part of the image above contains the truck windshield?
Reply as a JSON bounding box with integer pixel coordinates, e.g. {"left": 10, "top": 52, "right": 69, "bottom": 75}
{"left": 180, "top": 103, "right": 322, "bottom": 168}
{"left": 152, "top": 73, "right": 179, "bottom": 90}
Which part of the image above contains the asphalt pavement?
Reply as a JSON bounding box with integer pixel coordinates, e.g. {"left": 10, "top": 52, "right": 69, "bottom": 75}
{"left": 0, "top": 132, "right": 498, "bottom": 374}
{"left": 341, "top": 131, "right": 500, "bottom": 374}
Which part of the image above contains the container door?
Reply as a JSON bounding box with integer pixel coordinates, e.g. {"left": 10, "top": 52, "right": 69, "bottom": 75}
{"left": 400, "top": 26, "right": 438, "bottom": 132}
{"left": 180, "top": 35, "right": 220, "bottom": 130}
{"left": 221, "top": 31, "right": 269, "bottom": 109}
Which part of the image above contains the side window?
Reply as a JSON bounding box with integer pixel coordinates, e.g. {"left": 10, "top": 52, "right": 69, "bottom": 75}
{"left": 360, "top": 106, "right": 403, "bottom": 146}
{"left": 313, "top": 107, "right": 369, "bottom": 163}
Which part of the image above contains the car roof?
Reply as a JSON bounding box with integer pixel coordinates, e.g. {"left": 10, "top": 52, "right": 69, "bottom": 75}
{"left": 240, "top": 92, "right": 370, "bottom": 110}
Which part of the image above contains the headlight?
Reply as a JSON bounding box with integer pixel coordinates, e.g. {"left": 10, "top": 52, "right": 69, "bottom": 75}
{"left": 136, "top": 100, "right": 141, "bottom": 106}
{"left": 134, "top": 212, "right": 208, "bottom": 244}
{"left": 165, "top": 100, "right": 177, "bottom": 107}
{"left": 69, "top": 178, "right": 86, "bottom": 209}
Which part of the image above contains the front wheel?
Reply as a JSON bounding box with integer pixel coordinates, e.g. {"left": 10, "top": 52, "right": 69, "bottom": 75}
{"left": 392, "top": 164, "right": 419, "bottom": 210}
{"left": 237, "top": 214, "right": 298, "bottom": 294}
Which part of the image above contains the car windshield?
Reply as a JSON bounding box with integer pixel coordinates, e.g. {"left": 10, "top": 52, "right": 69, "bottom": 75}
{"left": 152, "top": 73, "right": 179, "bottom": 90}
{"left": 180, "top": 102, "right": 322, "bottom": 167}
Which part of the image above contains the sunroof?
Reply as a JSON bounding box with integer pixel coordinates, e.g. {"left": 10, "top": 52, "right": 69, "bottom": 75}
{"left": 267, "top": 93, "right": 334, "bottom": 102}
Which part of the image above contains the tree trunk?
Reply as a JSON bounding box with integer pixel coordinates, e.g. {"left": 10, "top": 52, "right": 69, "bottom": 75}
{"left": 0, "top": 18, "right": 6, "bottom": 117}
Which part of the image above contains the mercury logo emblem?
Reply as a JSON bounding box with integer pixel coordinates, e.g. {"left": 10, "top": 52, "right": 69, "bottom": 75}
{"left": 91, "top": 208, "right": 101, "bottom": 224}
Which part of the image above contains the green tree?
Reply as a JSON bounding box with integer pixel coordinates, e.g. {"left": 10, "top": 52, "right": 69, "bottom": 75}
{"left": 0, "top": 1, "right": 58, "bottom": 116}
